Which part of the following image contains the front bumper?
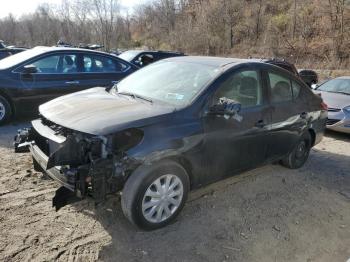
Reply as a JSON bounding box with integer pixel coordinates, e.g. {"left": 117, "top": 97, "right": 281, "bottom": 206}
{"left": 29, "top": 143, "right": 75, "bottom": 192}
{"left": 326, "top": 110, "right": 350, "bottom": 134}
{"left": 15, "top": 118, "right": 138, "bottom": 210}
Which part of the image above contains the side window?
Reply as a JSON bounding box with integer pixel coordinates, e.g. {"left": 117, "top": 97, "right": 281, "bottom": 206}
{"left": 268, "top": 72, "right": 293, "bottom": 103}
{"left": 61, "top": 54, "right": 78, "bottom": 73}
{"left": 32, "top": 55, "right": 60, "bottom": 73}
{"left": 30, "top": 54, "right": 78, "bottom": 73}
{"left": 83, "top": 54, "right": 127, "bottom": 73}
{"left": 214, "top": 70, "right": 262, "bottom": 108}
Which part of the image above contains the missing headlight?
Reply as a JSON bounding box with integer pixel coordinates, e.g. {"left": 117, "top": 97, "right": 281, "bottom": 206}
{"left": 112, "top": 128, "right": 144, "bottom": 152}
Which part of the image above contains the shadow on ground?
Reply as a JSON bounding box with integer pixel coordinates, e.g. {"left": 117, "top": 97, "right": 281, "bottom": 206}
{"left": 74, "top": 145, "right": 350, "bottom": 262}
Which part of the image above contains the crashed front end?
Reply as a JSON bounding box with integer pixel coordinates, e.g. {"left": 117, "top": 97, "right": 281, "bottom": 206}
{"left": 14, "top": 117, "right": 142, "bottom": 210}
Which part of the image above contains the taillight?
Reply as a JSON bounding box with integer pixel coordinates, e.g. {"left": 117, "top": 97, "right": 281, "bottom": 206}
{"left": 321, "top": 101, "right": 328, "bottom": 111}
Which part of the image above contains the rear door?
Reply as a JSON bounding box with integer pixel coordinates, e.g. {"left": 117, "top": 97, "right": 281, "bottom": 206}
{"left": 265, "top": 69, "right": 308, "bottom": 160}
{"left": 77, "top": 53, "right": 132, "bottom": 89}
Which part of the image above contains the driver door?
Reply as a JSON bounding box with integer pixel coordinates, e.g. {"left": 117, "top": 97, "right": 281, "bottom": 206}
{"left": 17, "top": 53, "right": 80, "bottom": 113}
{"left": 200, "top": 68, "right": 271, "bottom": 185}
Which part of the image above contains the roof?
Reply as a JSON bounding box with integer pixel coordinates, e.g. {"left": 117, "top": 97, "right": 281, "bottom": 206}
{"left": 163, "top": 56, "right": 254, "bottom": 68}
{"left": 32, "top": 46, "right": 111, "bottom": 55}
{"left": 124, "top": 49, "right": 183, "bottom": 54}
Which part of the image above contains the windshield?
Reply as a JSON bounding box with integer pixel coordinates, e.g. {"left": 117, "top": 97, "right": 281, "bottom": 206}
{"left": 0, "top": 48, "right": 47, "bottom": 70}
{"left": 115, "top": 60, "right": 220, "bottom": 107}
{"left": 118, "top": 51, "right": 142, "bottom": 62}
{"left": 318, "top": 78, "right": 350, "bottom": 95}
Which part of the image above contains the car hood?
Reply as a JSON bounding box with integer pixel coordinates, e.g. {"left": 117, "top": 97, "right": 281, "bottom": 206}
{"left": 39, "top": 87, "right": 176, "bottom": 135}
{"left": 317, "top": 90, "right": 350, "bottom": 109}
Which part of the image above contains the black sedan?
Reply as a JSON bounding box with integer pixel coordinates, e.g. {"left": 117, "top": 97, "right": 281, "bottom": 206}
{"left": 118, "top": 50, "right": 185, "bottom": 67}
{"left": 0, "top": 40, "right": 27, "bottom": 60}
{"left": 0, "top": 47, "right": 137, "bottom": 124}
{"left": 15, "top": 57, "right": 327, "bottom": 230}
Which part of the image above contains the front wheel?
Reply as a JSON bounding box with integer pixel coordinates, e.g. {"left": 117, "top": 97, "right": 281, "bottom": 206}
{"left": 281, "top": 132, "right": 312, "bottom": 169}
{"left": 121, "top": 160, "right": 190, "bottom": 230}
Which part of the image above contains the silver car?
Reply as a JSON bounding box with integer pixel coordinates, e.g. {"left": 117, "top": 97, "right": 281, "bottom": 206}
{"left": 315, "top": 76, "right": 350, "bottom": 134}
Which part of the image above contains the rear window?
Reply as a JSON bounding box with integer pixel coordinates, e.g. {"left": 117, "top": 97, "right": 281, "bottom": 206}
{"left": 268, "top": 72, "right": 293, "bottom": 103}
{"left": 268, "top": 71, "right": 304, "bottom": 102}
{"left": 291, "top": 81, "right": 302, "bottom": 99}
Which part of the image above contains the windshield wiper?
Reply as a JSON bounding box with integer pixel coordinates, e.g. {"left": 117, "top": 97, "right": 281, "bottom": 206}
{"left": 118, "top": 92, "right": 153, "bottom": 103}
{"left": 326, "top": 90, "right": 350, "bottom": 95}
{"left": 118, "top": 91, "right": 136, "bottom": 99}
{"left": 134, "top": 94, "right": 153, "bottom": 103}
{"left": 336, "top": 92, "right": 350, "bottom": 95}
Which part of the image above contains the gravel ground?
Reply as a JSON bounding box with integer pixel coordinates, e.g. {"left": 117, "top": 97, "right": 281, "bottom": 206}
{"left": 0, "top": 122, "right": 349, "bottom": 262}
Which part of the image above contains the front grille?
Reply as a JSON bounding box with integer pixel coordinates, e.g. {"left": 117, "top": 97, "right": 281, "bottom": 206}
{"left": 41, "top": 117, "right": 73, "bottom": 137}
{"left": 32, "top": 128, "right": 50, "bottom": 155}
{"left": 328, "top": 108, "right": 341, "bottom": 112}
{"left": 326, "top": 118, "right": 340, "bottom": 126}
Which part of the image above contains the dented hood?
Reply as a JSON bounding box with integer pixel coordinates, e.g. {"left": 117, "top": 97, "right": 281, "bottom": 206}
{"left": 39, "top": 87, "right": 176, "bottom": 135}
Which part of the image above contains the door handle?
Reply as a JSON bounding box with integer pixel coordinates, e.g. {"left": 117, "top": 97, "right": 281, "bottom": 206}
{"left": 300, "top": 112, "right": 307, "bottom": 119}
{"left": 65, "top": 80, "right": 80, "bottom": 85}
{"left": 255, "top": 120, "right": 266, "bottom": 128}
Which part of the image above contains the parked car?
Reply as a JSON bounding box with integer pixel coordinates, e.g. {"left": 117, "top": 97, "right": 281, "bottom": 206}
{"left": 14, "top": 57, "right": 327, "bottom": 230}
{"left": 0, "top": 40, "right": 27, "bottom": 60}
{"left": 261, "top": 58, "right": 318, "bottom": 88}
{"left": 56, "top": 40, "right": 105, "bottom": 51}
{"left": 0, "top": 46, "right": 137, "bottom": 124}
{"left": 314, "top": 76, "right": 350, "bottom": 133}
{"left": 118, "top": 50, "right": 185, "bottom": 67}
{"left": 298, "top": 69, "right": 318, "bottom": 87}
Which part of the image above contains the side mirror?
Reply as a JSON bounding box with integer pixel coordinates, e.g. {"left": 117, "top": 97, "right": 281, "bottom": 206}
{"left": 22, "top": 64, "right": 38, "bottom": 74}
{"left": 209, "top": 97, "right": 241, "bottom": 116}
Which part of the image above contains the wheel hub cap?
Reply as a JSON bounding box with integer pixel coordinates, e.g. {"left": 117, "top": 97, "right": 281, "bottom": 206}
{"left": 296, "top": 141, "right": 306, "bottom": 158}
{"left": 142, "top": 174, "right": 183, "bottom": 223}
{"left": 0, "top": 102, "right": 5, "bottom": 121}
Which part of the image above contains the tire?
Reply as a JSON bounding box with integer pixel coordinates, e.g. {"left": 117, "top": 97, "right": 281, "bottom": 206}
{"left": 121, "top": 160, "right": 190, "bottom": 230}
{"left": 281, "top": 132, "right": 312, "bottom": 169}
{"left": 0, "top": 95, "right": 12, "bottom": 125}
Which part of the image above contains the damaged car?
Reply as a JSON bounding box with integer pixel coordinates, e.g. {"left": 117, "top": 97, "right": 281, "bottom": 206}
{"left": 15, "top": 57, "right": 327, "bottom": 230}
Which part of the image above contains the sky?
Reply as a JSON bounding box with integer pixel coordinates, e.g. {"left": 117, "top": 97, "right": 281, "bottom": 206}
{"left": 0, "top": 0, "right": 148, "bottom": 18}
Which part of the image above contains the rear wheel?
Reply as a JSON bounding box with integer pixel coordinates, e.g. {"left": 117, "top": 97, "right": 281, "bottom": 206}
{"left": 281, "top": 132, "right": 311, "bottom": 169}
{"left": 121, "top": 160, "right": 190, "bottom": 230}
{"left": 0, "top": 95, "right": 12, "bottom": 125}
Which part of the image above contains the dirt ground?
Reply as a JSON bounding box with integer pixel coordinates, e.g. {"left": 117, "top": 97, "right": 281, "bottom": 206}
{"left": 0, "top": 121, "right": 349, "bottom": 262}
